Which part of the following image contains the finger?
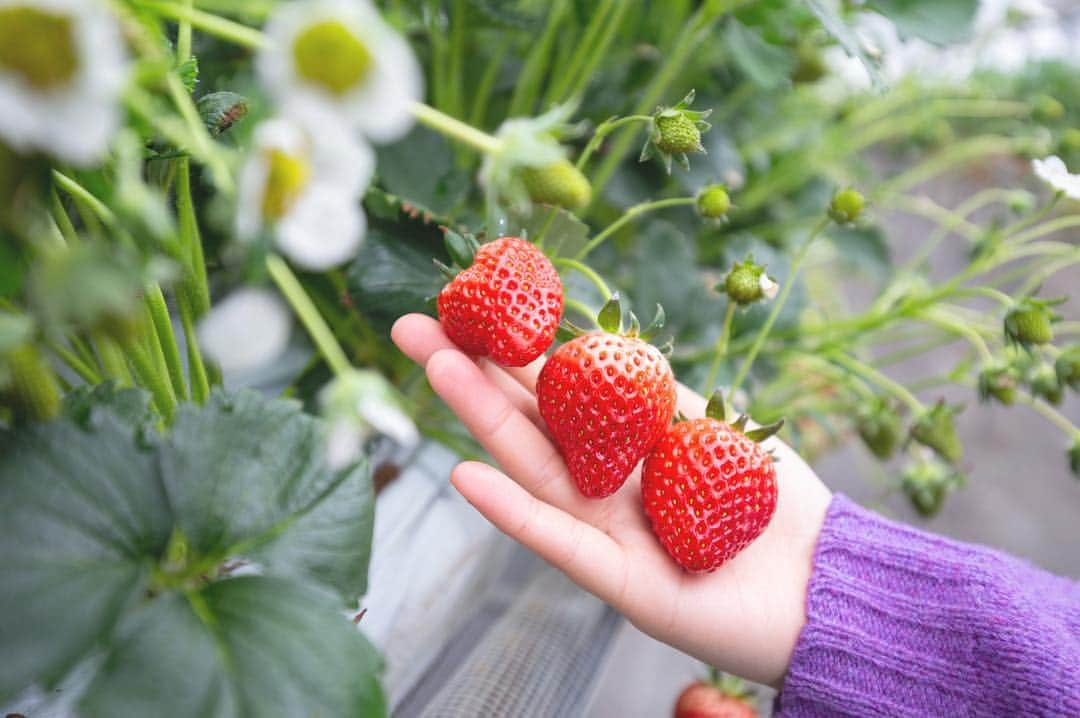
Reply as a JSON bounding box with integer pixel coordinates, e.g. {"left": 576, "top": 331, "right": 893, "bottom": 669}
{"left": 427, "top": 349, "right": 579, "bottom": 508}
{"left": 452, "top": 461, "right": 629, "bottom": 605}
{"left": 478, "top": 358, "right": 545, "bottom": 429}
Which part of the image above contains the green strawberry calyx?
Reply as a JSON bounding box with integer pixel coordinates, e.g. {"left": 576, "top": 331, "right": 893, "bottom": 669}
{"left": 557, "top": 292, "right": 668, "bottom": 346}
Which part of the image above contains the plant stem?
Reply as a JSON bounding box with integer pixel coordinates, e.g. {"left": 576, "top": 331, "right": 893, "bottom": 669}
{"left": 553, "top": 258, "right": 612, "bottom": 300}
{"left": 1015, "top": 251, "right": 1080, "bottom": 296}
{"left": 953, "top": 286, "right": 1014, "bottom": 306}
{"left": 178, "top": 298, "right": 210, "bottom": 403}
{"left": 508, "top": 0, "right": 569, "bottom": 117}
{"left": 545, "top": 0, "right": 614, "bottom": 105}
{"left": 410, "top": 101, "right": 503, "bottom": 155}
{"left": 576, "top": 115, "right": 653, "bottom": 170}
{"left": 1006, "top": 214, "right": 1080, "bottom": 246}
{"left": 175, "top": 160, "right": 211, "bottom": 315}
{"left": 266, "top": 254, "right": 352, "bottom": 376}
{"left": 566, "top": 0, "right": 631, "bottom": 101}
{"left": 575, "top": 196, "right": 696, "bottom": 260}
{"left": 51, "top": 170, "right": 116, "bottom": 227}
{"left": 146, "top": 284, "right": 188, "bottom": 400}
{"left": 96, "top": 335, "right": 133, "bottom": 386}
{"left": 468, "top": 41, "right": 508, "bottom": 129}
{"left": 919, "top": 309, "right": 995, "bottom": 363}
{"left": 137, "top": 0, "right": 267, "bottom": 48}
{"left": 1002, "top": 191, "right": 1061, "bottom": 240}
{"left": 49, "top": 188, "right": 78, "bottom": 244}
{"left": 47, "top": 341, "right": 101, "bottom": 384}
{"left": 176, "top": 0, "right": 193, "bottom": 59}
{"left": 563, "top": 298, "right": 601, "bottom": 327}
{"left": 728, "top": 217, "right": 829, "bottom": 401}
{"left": 704, "top": 301, "right": 737, "bottom": 394}
{"left": 827, "top": 352, "right": 924, "bottom": 414}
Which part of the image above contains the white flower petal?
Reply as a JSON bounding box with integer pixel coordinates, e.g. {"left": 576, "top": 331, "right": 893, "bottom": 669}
{"left": 275, "top": 185, "right": 366, "bottom": 271}
{"left": 197, "top": 288, "right": 292, "bottom": 374}
{"left": 1032, "top": 156, "right": 1080, "bottom": 200}
{"left": 325, "top": 417, "right": 365, "bottom": 471}
{"left": 760, "top": 274, "right": 779, "bottom": 301}
{"left": 357, "top": 396, "right": 419, "bottom": 450}
{"left": 258, "top": 0, "right": 423, "bottom": 143}
{"left": 0, "top": 0, "right": 127, "bottom": 165}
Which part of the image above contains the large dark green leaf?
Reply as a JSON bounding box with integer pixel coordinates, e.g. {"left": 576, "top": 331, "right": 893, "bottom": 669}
{"left": 347, "top": 223, "right": 446, "bottom": 328}
{"left": 79, "top": 577, "right": 385, "bottom": 718}
{"left": 0, "top": 413, "right": 172, "bottom": 699}
{"left": 376, "top": 125, "right": 469, "bottom": 217}
{"left": 867, "top": 0, "right": 978, "bottom": 46}
{"left": 160, "top": 391, "right": 374, "bottom": 603}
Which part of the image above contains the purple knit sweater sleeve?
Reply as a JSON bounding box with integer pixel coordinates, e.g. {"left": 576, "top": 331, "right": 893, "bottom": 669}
{"left": 774, "top": 494, "right": 1080, "bottom": 717}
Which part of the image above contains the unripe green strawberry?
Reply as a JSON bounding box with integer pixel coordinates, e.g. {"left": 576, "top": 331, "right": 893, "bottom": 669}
{"left": 654, "top": 111, "right": 702, "bottom": 155}
{"left": 3, "top": 343, "right": 60, "bottom": 421}
{"left": 520, "top": 158, "right": 592, "bottom": 210}
{"left": 722, "top": 258, "right": 776, "bottom": 306}
{"left": 1069, "top": 441, "right": 1080, "bottom": 478}
{"left": 902, "top": 455, "right": 964, "bottom": 517}
{"left": 910, "top": 400, "right": 963, "bottom": 464}
{"left": 1004, "top": 298, "right": 1062, "bottom": 347}
{"left": 977, "top": 364, "right": 1019, "bottom": 405}
{"left": 1029, "top": 363, "right": 1063, "bottom": 405}
{"left": 697, "top": 184, "right": 731, "bottom": 219}
{"left": 1055, "top": 345, "right": 1080, "bottom": 391}
{"left": 856, "top": 398, "right": 902, "bottom": 459}
{"left": 828, "top": 189, "right": 865, "bottom": 224}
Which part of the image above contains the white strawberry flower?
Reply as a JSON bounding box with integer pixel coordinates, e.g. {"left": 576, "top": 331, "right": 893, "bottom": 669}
{"left": 258, "top": 0, "right": 422, "bottom": 144}
{"left": 759, "top": 274, "right": 779, "bottom": 301}
{"left": 0, "top": 0, "right": 127, "bottom": 165}
{"left": 198, "top": 288, "right": 292, "bottom": 374}
{"left": 1032, "top": 156, "right": 1080, "bottom": 200}
{"left": 321, "top": 369, "right": 419, "bottom": 470}
{"left": 236, "top": 114, "right": 373, "bottom": 270}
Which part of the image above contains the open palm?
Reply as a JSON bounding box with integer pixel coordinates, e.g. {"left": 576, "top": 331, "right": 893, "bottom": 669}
{"left": 392, "top": 314, "right": 832, "bottom": 688}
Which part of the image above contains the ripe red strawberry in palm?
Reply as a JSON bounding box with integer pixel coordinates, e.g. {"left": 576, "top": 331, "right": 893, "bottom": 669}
{"left": 643, "top": 394, "right": 781, "bottom": 573}
{"left": 674, "top": 673, "right": 758, "bottom": 718}
{"left": 438, "top": 236, "right": 562, "bottom": 367}
{"left": 537, "top": 297, "right": 676, "bottom": 498}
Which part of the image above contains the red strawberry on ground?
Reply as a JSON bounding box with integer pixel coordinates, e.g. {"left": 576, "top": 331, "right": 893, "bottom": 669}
{"left": 643, "top": 392, "right": 781, "bottom": 573}
{"left": 437, "top": 235, "right": 562, "bottom": 367}
{"left": 537, "top": 295, "right": 676, "bottom": 498}
{"left": 674, "top": 670, "right": 759, "bottom": 718}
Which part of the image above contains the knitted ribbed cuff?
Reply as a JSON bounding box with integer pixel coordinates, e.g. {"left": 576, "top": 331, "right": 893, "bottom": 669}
{"left": 775, "top": 494, "right": 1080, "bottom": 718}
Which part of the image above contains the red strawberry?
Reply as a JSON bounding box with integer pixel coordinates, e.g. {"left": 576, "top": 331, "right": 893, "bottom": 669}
{"left": 643, "top": 395, "right": 780, "bottom": 573}
{"left": 674, "top": 680, "right": 758, "bottom": 718}
{"left": 537, "top": 313, "right": 677, "bottom": 498}
{"left": 438, "top": 236, "right": 562, "bottom": 367}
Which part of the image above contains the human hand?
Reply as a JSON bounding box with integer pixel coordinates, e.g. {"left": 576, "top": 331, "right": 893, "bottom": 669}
{"left": 391, "top": 314, "right": 832, "bottom": 688}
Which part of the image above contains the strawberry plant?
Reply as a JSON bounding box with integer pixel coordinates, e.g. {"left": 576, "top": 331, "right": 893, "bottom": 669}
{"left": 1, "top": 0, "right": 1079, "bottom": 713}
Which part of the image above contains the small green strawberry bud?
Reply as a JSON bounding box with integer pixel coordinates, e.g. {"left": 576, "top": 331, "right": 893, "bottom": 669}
{"left": 654, "top": 111, "right": 702, "bottom": 155}
{"left": 722, "top": 258, "right": 775, "bottom": 306}
{"left": 1055, "top": 345, "right": 1080, "bottom": 391}
{"left": 856, "top": 397, "right": 902, "bottom": 459}
{"left": 1004, "top": 297, "right": 1063, "bottom": 348}
{"left": 910, "top": 400, "right": 963, "bottom": 464}
{"left": 1029, "top": 363, "right": 1063, "bottom": 405}
{"left": 697, "top": 184, "right": 731, "bottom": 219}
{"left": 520, "top": 158, "right": 592, "bottom": 210}
{"left": 1006, "top": 190, "right": 1036, "bottom": 215}
{"left": 1032, "top": 95, "right": 1065, "bottom": 123}
{"left": 3, "top": 343, "right": 61, "bottom": 422}
{"left": 977, "top": 364, "right": 1019, "bottom": 405}
{"left": 1069, "top": 440, "right": 1080, "bottom": 478}
{"left": 1061, "top": 128, "right": 1080, "bottom": 153}
{"left": 829, "top": 189, "right": 865, "bottom": 224}
{"left": 902, "top": 455, "right": 964, "bottom": 518}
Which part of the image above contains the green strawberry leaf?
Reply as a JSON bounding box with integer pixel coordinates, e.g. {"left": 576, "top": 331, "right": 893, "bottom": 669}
{"left": 376, "top": 125, "right": 470, "bottom": 217}
{"left": 161, "top": 390, "right": 375, "bottom": 603}
{"left": 79, "top": 577, "right": 385, "bottom": 718}
{"left": 508, "top": 204, "right": 590, "bottom": 259}
{"left": 62, "top": 382, "right": 155, "bottom": 434}
{"left": 0, "top": 411, "right": 173, "bottom": 700}
{"left": 866, "top": 0, "right": 978, "bottom": 46}
{"left": 723, "top": 19, "right": 796, "bottom": 90}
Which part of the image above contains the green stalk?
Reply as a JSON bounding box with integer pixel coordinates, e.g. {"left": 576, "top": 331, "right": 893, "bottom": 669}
{"left": 178, "top": 297, "right": 211, "bottom": 403}
{"left": 1015, "top": 252, "right": 1080, "bottom": 296}
{"left": 146, "top": 284, "right": 188, "bottom": 400}
{"left": 128, "top": 338, "right": 176, "bottom": 420}
{"left": 918, "top": 309, "right": 994, "bottom": 364}
{"left": 176, "top": 0, "right": 193, "bottom": 59}
{"left": 96, "top": 335, "right": 133, "bottom": 386}
{"left": 544, "top": 0, "right": 614, "bottom": 105}
{"left": 903, "top": 187, "right": 1023, "bottom": 271}
{"left": 176, "top": 160, "right": 211, "bottom": 316}
{"left": 47, "top": 341, "right": 102, "bottom": 384}
{"left": 563, "top": 298, "right": 601, "bottom": 327}
{"left": 728, "top": 217, "right": 829, "bottom": 400}
{"left": 49, "top": 188, "right": 78, "bottom": 244}
{"left": 1006, "top": 214, "right": 1080, "bottom": 246}
{"left": 703, "top": 301, "right": 737, "bottom": 394}
{"left": 827, "top": 352, "right": 924, "bottom": 414}
{"left": 576, "top": 115, "right": 653, "bottom": 170}
{"left": 553, "top": 258, "right": 613, "bottom": 301}
{"left": 575, "top": 196, "right": 696, "bottom": 260}
{"left": 447, "top": 0, "right": 467, "bottom": 119}
{"left": 566, "top": 0, "right": 631, "bottom": 101}
{"left": 52, "top": 170, "right": 116, "bottom": 227}
{"left": 136, "top": 0, "right": 267, "bottom": 48}
{"left": 468, "top": 41, "right": 509, "bottom": 129}
{"left": 508, "top": 0, "right": 569, "bottom": 117}
{"left": 266, "top": 254, "right": 352, "bottom": 376}
{"left": 411, "top": 102, "right": 503, "bottom": 154}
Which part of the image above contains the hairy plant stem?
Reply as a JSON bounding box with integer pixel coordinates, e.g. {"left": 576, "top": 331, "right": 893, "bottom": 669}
{"left": 728, "top": 217, "right": 830, "bottom": 402}
{"left": 703, "top": 301, "right": 737, "bottom": 394}
{"left": 508, "top": 0, "right": 569, "bottom": 117}
{"left": 576, "top": 115, "right": 653, "bottom": 170}
{"left": 137, "top": 0, "right": 267, "bottom": 48}
{"left": 827, "top": 352, "right": 924, "bottom": 414}
{"left": 266, "top": 255, "right": 352, "bottom": 377}
{"left": 545, "top": 0, "right": 615, "bottom": 105}
{"left": 553, "top": 258, "right": 613, "bottom": 301}
{"left": 563, "top": 298, "right": 601, "bottom": 328}
{"left": 411, "top": 101, "right": 503, "bottom": 155}
{"left": 575, "top": 196, "right": 696, "bottom": 260}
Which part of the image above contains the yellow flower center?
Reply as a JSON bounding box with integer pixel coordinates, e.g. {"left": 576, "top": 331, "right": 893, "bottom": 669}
{"left": 0, "top": 7, "right": 79, "bottom": 90}
{"left": 292, "top": 20, "right": 372, "bottom": 96}
{"left": 261, "top": 149, "right": 311, "bottom": 220}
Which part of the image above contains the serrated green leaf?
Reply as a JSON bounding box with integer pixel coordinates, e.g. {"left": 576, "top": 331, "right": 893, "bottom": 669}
{"left": 79, "top": 577, "right": 385, "bottom": 718}
{"left": 376, "top": 125, "right": 470, "bottom": 217}
{"left": 805, "top": 0, "right": 885, "bottom": 90}
{"left": 347, "top": 223, "right": 447, "bottom": 330}
{"left": 0, "top": 413, "right": 172, "bottom": 700}
{"left": 866, "top": 0, "right": 978, "bottom": 46}
{"left": 724, "top": 19, "right": 796, "bottom": 90}
{"left": 63, "top": 382, "right": 155, "bottom": 434}
{"left": 160, "top": 391, "right": 374, "bottom": 603}
{"left": 177, "top": 57, "right": 199, "bottom": 93}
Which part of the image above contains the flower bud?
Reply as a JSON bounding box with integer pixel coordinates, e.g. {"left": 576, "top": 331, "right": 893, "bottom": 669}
{"left": 696, "top": 184, "right": 730, "bottom": 219}
{"left": 1004, "top": 297, "right": 1062, "bottom": 347}
{"left": 654, "top": 111, "right": 702, "bottom": 155}
{"left": 977, "top": 364, "right": 1019, "bottom": 405}
{"left": 828, "top": 189, "right": 865, "bottom": 224}
{"left": 1069, "top": 441, "right": 1080, "bottom": 478}
{"left": 722, "top": 258, "right": 774, "bottom": 306}
{"left": 1054, "top": 345, "right": 1080, "bottom": 391}
{"left": 520, "top": 158, "right": 592, "bottom": 211}
{"left": 902, "top": 454, "right": 964, "bottom": 518}
{"left": 321, "top": 369, "right": 419, "bottom": 471}
{"left": 1029, "top": 363, "right": 1063, "bottom": 405}
{"left": 855, "top": 397, "right": 902, "bottom": 459}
